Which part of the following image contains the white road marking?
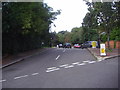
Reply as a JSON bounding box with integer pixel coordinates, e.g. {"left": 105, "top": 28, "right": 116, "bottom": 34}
{"left": 64, "top": 65, "right": 74, "bottom": 68}
{"left": 56, "top": 55, "right": 60, "bottom": 60}
{"left": 77, "top": 63, "right": 86, "bottom": 66}
{"left": 88, "top": 61, "right": 96, "bottom": 63}
{"left": 72, "top": 62, "right": 80, "bottom": 65}
{"left": 46, "top": 68, "right": 60, "bottom": 72}
{"left": 59, "top": 64, "right": 69, "bottom": 67}
{"left": 83, "top": 60, "right": 90, "bottom": 63}
{"left": 0, "top": 80, "right": 6, "bottom": 83}
{"left": 47, "top": 67, "right": 57, "bottom": 70}
{"left": 14, "top": 75, "right": 28, "bottom": 79}
{"left": 31, "top": 73, "right": 39, "bottom": 76}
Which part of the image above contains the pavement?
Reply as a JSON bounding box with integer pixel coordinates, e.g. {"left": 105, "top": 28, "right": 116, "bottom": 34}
{"left": 87, "top": 48, "right": 120, "bottom": 60}
{"left": 1, "top": 48, "right": 51, "bottom": 68}
{"left": 1, "top": 47, "right": 120, "bottom": 68}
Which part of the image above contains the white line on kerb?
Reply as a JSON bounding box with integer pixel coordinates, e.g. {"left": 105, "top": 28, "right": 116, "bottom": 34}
{"left": 14, "top": 75, "right": 28, "bottom": 79}
{"left": 56, "top": 55, "right": 60, "bottom": 60}
{"left": 0, "top": 80, "right": 6, "bottom": 83}
{"left": 32, "top": 73, "right": 39, "bottom": 76}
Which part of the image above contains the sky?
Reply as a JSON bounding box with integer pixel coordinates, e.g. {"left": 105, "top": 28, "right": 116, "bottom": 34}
{"left": 44, "top": 0, "right": 89, "bottom": 33}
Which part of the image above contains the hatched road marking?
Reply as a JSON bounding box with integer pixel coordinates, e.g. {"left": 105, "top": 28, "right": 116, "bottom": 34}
{"left": 72, "top": 62, "right": 80, "bottom": 65}
{"left": 59, "top": 64, "right": 69, "bottom": 67}
{"left": 64, "top": 65, "right": 74, "bottom": 68}
{"left": 46, "top": 68, "right": 60, "bottom": 72}
{"left": 47, "top": 67, "right": 57, "bottom": 70}
{"left": 77, "top": 63, "right": 86, "bottom": 66}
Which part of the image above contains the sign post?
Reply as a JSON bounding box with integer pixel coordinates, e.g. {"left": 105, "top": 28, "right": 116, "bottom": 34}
{"left": 100, "top": 44, "right": 106, "bottom": 56}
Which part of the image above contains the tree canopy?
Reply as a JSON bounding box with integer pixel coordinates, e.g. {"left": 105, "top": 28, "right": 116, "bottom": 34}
{"left": 2, "top": 2, "right": 60, "bottom": 55}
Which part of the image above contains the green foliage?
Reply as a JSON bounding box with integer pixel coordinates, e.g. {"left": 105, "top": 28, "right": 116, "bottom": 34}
{"left": 82, "top": 1, "right": 120, "bottom": 47}
{"left": 110, "top": 27, "right": 120, "bottom": 41}
{"left": 56, "top": 27, "right": 84, "bottom": 44}
{"left": 2, "top": 2, "right": 60, "bottom": 55}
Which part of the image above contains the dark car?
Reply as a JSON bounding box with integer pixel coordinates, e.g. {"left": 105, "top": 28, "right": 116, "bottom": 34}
{"left": 64, "top": 43, "right": 71, "bottom": 48}
{"left": 81, "top": 41, "right": 92, "bottom": 49}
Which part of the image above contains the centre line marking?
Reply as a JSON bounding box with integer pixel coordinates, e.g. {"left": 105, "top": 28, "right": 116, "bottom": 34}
{"left": 32, "top": 73, "right": 39, "bottom": 76}
{"left": 56, "top": 55, "right": 60, "bottom": 60}
{"left": 0, "top": 80, "right": 6, "bottom": 83}
{"left": 14, "top": 75, "right": 28, "bottom": 79}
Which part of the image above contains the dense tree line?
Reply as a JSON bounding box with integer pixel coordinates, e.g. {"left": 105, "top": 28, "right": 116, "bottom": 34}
{"left": 2, "top": 2, "right": 60, "bottom": 55}
{"left": 54, "top": 27, "right": 84, "bottom": 45}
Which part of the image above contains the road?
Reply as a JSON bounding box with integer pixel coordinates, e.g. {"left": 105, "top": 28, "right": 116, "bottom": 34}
{"left": 2, "top": 48, "right": 118, "bottom": 88}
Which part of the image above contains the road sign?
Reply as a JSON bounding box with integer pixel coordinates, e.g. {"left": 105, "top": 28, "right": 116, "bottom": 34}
{"left": 100, "top": 44, "right": 106, "bottom": 56}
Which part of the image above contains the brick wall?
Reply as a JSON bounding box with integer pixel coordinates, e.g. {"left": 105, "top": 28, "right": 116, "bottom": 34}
{"left": 105, "top": 40, "right": 120, "bottom": 49}
{"left": 116, "top": 41, "right": 120, "bottom": 49}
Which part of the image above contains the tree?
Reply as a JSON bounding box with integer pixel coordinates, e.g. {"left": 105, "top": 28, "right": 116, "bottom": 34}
{"left": 82, "top": 1, "right": 119, "bottom": 49}
{"left": 2, "top": 2, "right": 60, "bottom": 55}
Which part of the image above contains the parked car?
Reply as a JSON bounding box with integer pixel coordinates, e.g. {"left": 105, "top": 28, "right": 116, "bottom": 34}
{"left": 64, "top": 43, "right": 72, "bottom": 48}
{"left": 74, "top": 44, "right": 81, "bottom": 48}
{"left": 81, "top": 41, "right": 92, "bottom": 49}
{"left": 58, "top": 44, "right": 63, "bottom": 48}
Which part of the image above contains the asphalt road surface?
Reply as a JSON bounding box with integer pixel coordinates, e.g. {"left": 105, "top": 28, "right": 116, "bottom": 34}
{"left": 2, "top": 48, "right": 118, "bottom": 88}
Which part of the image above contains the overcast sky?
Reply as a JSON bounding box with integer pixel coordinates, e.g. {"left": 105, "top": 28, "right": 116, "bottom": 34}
{"left": 44, "top": 0, "right": 89, "bottom": 33}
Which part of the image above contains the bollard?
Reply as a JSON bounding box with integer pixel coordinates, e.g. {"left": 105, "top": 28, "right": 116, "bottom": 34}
{"left": 100, "top": 44, "right": 106, "bottom": 56}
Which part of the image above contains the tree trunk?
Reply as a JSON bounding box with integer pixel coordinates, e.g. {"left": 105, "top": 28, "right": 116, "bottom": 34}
{"left": 107, "top": 30, "right": 110, "bottom": 49}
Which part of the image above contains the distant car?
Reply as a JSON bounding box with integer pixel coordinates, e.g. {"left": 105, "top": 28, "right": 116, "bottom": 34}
{"left": 74, "top": 44, "right": 81, "bottom": 48}
{"left": 58, "top": 44, "right": 63, "bottom": 48}
{"left": 64, "top": 43, "right": 71, "bottom": 48}
{"left": 81, "top": 41, "right": 92, "bottom": 49}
